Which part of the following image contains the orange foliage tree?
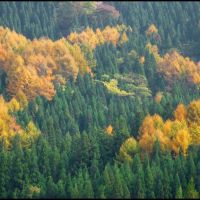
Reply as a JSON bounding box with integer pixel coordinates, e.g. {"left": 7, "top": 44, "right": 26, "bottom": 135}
{"left": 105, "top": 124, "right": 113, "bottom": 136}
{"left": 0, "top": 25, "right": 128, "bottom": 102}
{"left": 67, "top": 25, "right": 128, "bottom": 50}
{"left": 174, "top": 103, "right": 187, "bottom": 121}
{"left": 146, "top": 24, "right": 158, "bottom": 37}
{"left": 0, "top": 95, "right": 40, "bottom": 148}
{"left": 138, "top": 114, "right": 192, "bottom": 156}
{"left": 138, "top": 114, "right": 165, "bottom": 153}
{"left": 146, "top": 41, "right": 200, "bottom": 87}
{"left": 138, "top": 99, "right": 200, "bottom": 156}
{"left": 145, "top": 42, "right": 162, "bottom": 63}
{"left": 145, "top": 23, "right": 200, "bottom": 87}
{"left": 158, "top": 51, "right": 200, "bottom": 86}
{"left": 0, "top": 26, "right": 92, "bottom": 101}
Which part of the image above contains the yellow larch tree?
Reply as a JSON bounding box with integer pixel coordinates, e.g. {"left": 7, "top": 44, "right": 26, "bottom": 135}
{"left": 145, "top": 42, "right": 162, "bottom": 63}
{"left": 119, "top": 32, "right": 128, "bottom": 45}
{"left": 0, "top": 95, "right": 40, "bottom": 148}
{"left": 117, "top": 137, "right": 138, "bottom": 162}
{"left": 187, "top": 99, "right": 200, "bottom": 126}
{"left": 174, "top": 103, "right": 187, "bottom": 121}
{"left": 138, "top": 114, "right": 164, "bottom": 153}
{"left": 105, "top": 124, "right": 113, "bottom": 136}
{"left": 102, "top": 26, "right": 120, "bottom": 46}
{"left": 157, "top": 51, "right": 200, "bottom": 86}
{"left": 189, "top": 123, "right": 200, "bottom": 145}
{"left": 154, "top": 91, "right": 163, "bottom": 103}
{"left": 146, "top": 24, "right": 158, "bottom": 37}
{"left": 0, "top": 26, "right": 98, "bottom": 101}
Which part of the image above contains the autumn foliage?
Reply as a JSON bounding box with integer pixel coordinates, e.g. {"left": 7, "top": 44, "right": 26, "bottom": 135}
{"left": 138, "top": 99, "right": 200, "bottom": 156}
{"left": 174, "top": 103, "right": 187, "bottom": 121}
{"left": 67, "top": 25, "right": 128, "bottom": 50}
{"left": 145, "top": 24, "right": 200, "bottom": 87}
{"left": 0, "top": 95, "right": 40, "bottom": 148}
{"left": 0, "top": 27, "right": 89, "bottom": 101}
{"left": 146, "top": 41, "right": 200, "bottom": 87}
{"left": 0, "top": 25, "right": 129, "bottom": 147}
{"left": 0, "top": 26, "right": 128, "bottom": 101}
{"left": 146, "top": 24, "right": 158, "bottom": 37}
{"left": 117, "top": 137, "right": 138, "bottom": 162}
{"left": 158, "top": 51, "right": 200, "bottom": 86}
{"left": 0, "top": 28, "right": 72, "bottom": 100}
{"left": 145, "top": 42, "right": 162, "bottom": 63}
{"left": 105, "top": 124, "right": 113, "bottom": 135}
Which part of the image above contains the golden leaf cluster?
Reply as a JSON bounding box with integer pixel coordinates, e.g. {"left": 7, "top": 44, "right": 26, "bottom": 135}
{"left": 138, "top": 99, "right": 200, "bottom": 156}
{"left": 67, "top": 25, "right": 128, "bottom": 50}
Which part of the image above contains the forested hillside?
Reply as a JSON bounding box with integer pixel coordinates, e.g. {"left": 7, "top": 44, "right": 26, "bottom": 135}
{"left": 0, "top": 1, "right": 200, "bottom": 198}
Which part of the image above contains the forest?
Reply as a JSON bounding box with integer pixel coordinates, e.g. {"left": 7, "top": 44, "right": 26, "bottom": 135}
{"left": 0, "top": 1, "right": 200, "bottom": 198}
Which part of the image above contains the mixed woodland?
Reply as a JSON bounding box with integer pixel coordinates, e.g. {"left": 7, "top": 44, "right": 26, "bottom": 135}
{"left": 0, "top": 1, "right": 200, "bottom": 198}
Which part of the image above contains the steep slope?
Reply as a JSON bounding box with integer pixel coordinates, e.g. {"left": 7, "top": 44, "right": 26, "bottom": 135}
{"left": 0, "top": 2, "right": 200, "bottom": 199}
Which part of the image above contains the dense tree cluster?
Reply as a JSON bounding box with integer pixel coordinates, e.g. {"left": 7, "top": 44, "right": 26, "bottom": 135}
{"left": 0, "top": 26, "right": 126, "bottom": 101}
{"left": 67, "top": 25, "right": 128, "bottom": 50}
{"left": 138, "top": 100, "right": 200, "bottom": 156}
{"left": 146, "top": 41, "right": 200, "bottom": 87}
{"left": 0, "top": 95, "right": 39, "bottom": 148}
{"left": 158, "top": 51, "right": 200, "bottom": 86}
{"left": 0, "top": 1, "right": 200, "bottom": 199}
